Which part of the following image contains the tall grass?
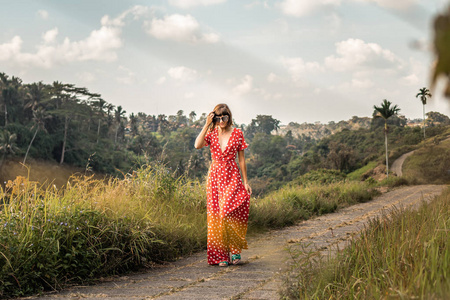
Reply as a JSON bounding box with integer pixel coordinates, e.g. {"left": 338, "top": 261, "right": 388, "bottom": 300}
{"left": 0, "top": 164, "right": 379, "bottom": 298}
{"left": 0, "top": 165, "right": 207, "bottom": 297}
{"left": 282, "top": 187, "right": 450, "bottom": 299}
{"left": 249, "top": 181, "right": 379, "bottom": 230}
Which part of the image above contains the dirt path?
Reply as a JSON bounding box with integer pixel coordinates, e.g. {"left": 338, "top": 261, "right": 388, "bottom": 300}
{"left": 25, "top": 185, "right": 446, "bottom": 300}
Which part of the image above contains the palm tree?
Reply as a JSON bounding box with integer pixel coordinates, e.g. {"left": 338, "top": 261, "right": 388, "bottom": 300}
{"left": 114, "top": 106, "right": 126, "bottom": 144}
{"left": 92, "top": 98, "right": 106, "bottom": 143}
{"left": 24, "top": 82, "right": 47, "bottom": 113}
{"left": 373, "top": 99, "right": 400, "bottom": 178}
{"left": 415, "top": 87, "right": 432, "bottom": 139}
{"left": 23, "top": 107, "right": 51, "bottom": 165}
{"left": 0, "top": 73, "right": 22, "bottom": 126}
{"left": 129, "top": 112, "right": 138, "bottom": 137}
{"left": 0, "top": 130, "right": 19, "bottom": 168}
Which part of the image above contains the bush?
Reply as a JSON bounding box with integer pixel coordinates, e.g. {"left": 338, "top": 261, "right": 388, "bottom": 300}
{"left": 295, "top": 169, "right": 346, "bottom": 185}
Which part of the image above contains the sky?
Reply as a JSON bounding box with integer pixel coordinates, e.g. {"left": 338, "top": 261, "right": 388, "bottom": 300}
{"left": 1, "top": 0, "right": 449, "bottom": 125}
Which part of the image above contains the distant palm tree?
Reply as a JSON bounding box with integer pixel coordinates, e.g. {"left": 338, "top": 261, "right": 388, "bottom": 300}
{"left": 373, "top": 99, "right": 400, "bottom": 178}
{"left": 23, "top": 107, "right": 51, "bottom": 165}
{"left": 415, "top": 87, "right": 432, "bottom": 139}
{"left": 0, "top": 130, "right": 19, "bottom": 168}
{"left": 93, "top": 98, "right": 106, "bottom": 143}
{"left": 114, "top": 106, "right": 126, "bottom": 144}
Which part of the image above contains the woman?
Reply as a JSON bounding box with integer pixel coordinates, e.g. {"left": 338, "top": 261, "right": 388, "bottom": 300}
{"left": 194, "top": 103, "right": 252, "bottom": 267}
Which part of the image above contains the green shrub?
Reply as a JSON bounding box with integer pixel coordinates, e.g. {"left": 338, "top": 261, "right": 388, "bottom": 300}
{"left": 295, "top": 169, "right": 346, "bottom": 185}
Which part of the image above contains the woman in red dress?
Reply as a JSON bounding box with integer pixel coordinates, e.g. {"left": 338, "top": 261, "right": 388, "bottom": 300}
{"left": 195, "top": 104, "right": 252, "bottom": 267}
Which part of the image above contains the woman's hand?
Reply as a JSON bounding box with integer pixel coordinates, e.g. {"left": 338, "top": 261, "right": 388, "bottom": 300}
{"left": 205, "top": 112, "right": 215, "bottom": 127}
{"left": 244, "top": 183, "right": 252, "bottom": 196}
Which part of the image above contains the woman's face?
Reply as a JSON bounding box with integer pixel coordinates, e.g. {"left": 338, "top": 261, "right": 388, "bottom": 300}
{"left": 214, "top": 114, "right": 230, "bottom": 129}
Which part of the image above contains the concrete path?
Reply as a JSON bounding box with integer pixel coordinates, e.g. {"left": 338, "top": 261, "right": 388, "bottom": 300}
{"left": 391, "top": 151, "right": 416, "bottom": 176}
{"left": 24, "top": 185, "right": 446, "bottom": 300}
{"left": 391, "top": 136, "right": 450, "bottom": 176}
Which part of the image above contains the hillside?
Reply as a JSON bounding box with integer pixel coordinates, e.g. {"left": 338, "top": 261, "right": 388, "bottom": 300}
{"left": 278, "top": 116, "right": 373, "bottom": 140}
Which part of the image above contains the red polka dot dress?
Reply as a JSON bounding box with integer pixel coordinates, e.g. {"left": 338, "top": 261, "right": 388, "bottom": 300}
{"left": 204, "top": 127, "right": 250, "bottom": 265}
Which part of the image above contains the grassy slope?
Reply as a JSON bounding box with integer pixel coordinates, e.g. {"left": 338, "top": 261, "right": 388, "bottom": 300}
{"left": 282, "top": 133, "right": 450, "bottom": 299}
{"left": 282, "top": 187, "right": 450, "bottom": 299}
{"left": 402, "top": 137, "right": 450, "bottom": 184}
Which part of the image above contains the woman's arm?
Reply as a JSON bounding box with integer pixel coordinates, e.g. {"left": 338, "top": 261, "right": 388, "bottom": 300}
{"left": 238, "top": 150, "right": 252, "bottom": 195}
{"left": 194, "top": 112, "right": 214, "bottom": 149}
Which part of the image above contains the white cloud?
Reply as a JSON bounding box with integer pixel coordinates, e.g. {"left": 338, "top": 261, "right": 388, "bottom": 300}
{"left": 116, "top": 66, "right": 136, "bottom": 85}
{"left": 353, "top": 0, "right": 417, "bottom": 10}
{"left": 232, "top": 75, "right": 253, "bottom": 95}
{"left": 267, "top": 72, "right": 278, "bottom": 82}
{"left": 168, "top": 66, "right": 198, "bottom": 82}
{"left": 279, "top": 0, "right": 342, "bottom": 17}
{"left": 42, "top": 28, "right": 58, "bottom": 43}
{"left": 0, "top": 36, "right": 22, "bottom": 61}
{"left": 185, "top": 92, "right": 195, "bottom": 99}
{"left": 145, "top": 14, "right": 219, "bottom": 43}
{"left": 0, "top": 15, "right": 125, "bottom": 68}
{"left": 101, "top": 5, "right": 149, "bottom": 27}
{"left": 401, "top": 73, "right": 419, "bottom": 86}
{"left": 168, "top": 0, "right": 226, "bottom": 9}
{"left": 156, "top": 76, "right": 167, "bottom": 85}
{"left": 37, "top": 9, "right": 49, "bottom": 20}
{"left": 281, "top": 56, "right": 322, "bottom": 81}
{"left": 351, "top": 78, "right": 374, "bottom": 89}
{"left": 76, "top": 71, "right": 96, "bottom": 83}
{"left": 279, "top": 0, "right": 416, "bottom": 17}
{"left": 324, "top": 38, "right": 399, "bottom": 72}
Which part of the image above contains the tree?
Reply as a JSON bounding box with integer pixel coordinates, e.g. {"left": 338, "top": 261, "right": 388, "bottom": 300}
{"left": 0, "top": 130, "right": 19, "bottom": 168}
{"left": 92, "top": 98, "right": 106, "bottom": 143}
{"left": 426, "top": 111, "right": 450, "bottom": 126}
{"left": 327, "top": 142, "right": 355, "bottom": 172}
{"left": 246, "top": 115, "right": 281, "bottom": 139}
{"left": 23, "top": 107, "right": 51, "bottom": 165}
{"left": 114, "top": 106, "right": 126, "bottom": 144}
{"left": 189, "top": 111, "right": 197, "bottom": 125}
{"left": 24, "top": 82, "right": 48, "bottom": 116}
{"left": 373, "top": 99, "right": 400, "bottom": 178}
{"left": 0, "top": 73, "right": 22, "bottom": 126}
{"left": 129, "top": 112, "right": 138, "bottom": 137}
{"left": 415, "top": 87, "right": 432, "bottom": 139}
{"left": 49, "top": 82, "right": 97, "bottom": 164}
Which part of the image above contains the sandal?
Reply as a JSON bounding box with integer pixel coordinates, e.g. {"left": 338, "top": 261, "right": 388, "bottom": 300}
{"left": 218, "top": 261, "right": 229, "bottom": 267}
{"left": 231, "top": 254, "right": 241, "bottom": 265}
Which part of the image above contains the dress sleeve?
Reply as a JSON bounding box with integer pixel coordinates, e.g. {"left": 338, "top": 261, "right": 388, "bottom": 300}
{"left": 237, "top": 129, "right": 248, "bottom": 151}
{"left": 204, "top": 129, "right": 212, "bottom": 147}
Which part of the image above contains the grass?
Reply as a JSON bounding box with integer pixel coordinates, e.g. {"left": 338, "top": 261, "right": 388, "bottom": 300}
{"left": 346, "top": 161, "right": 377, "bottom": 181}
{"left": 249, "top": 181, "right": 379, "bottom": 230}
{"left": 282, "top": 187, "right": 450, "bottom": 299}
{"left": 0, "top": 164, "right": 207, "bottom": 297}
{"left": 0, "top": 163, "right": 379, "bottom": 298}
{"left": 402, "top": 138, "right": 450, "bottom": 184}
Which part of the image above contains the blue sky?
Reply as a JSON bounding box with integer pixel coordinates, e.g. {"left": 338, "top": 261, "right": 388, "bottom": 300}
{"left": 1, "top": 0, "right": 449, "bottom": 125}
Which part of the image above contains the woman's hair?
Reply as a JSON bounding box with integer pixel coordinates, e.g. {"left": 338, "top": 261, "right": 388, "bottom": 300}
{"left": 210, "top": 103, "right": 233, "bottom": 131}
